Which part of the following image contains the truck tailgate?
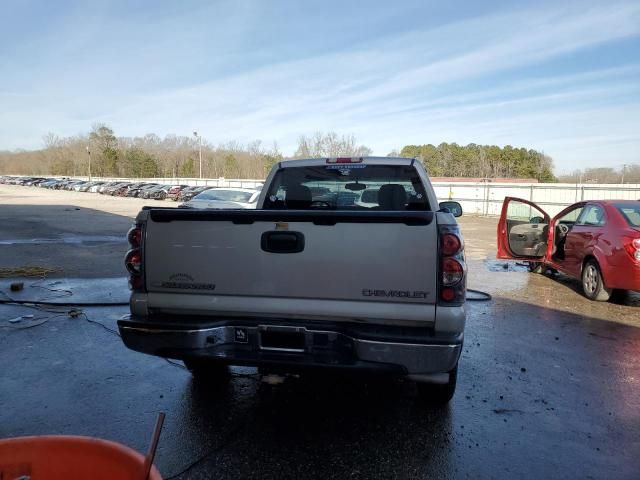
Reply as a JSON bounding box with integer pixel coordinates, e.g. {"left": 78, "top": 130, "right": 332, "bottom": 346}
{"left": 142, "top": 209, "right": 438, "bottom": 325}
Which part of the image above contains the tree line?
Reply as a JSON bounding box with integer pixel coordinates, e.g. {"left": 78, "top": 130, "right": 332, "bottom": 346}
{"left": 0, "top": 125, "right": 283, "bottom": 180}
{"left": 0, "top": 125, "right": 556, "bottom": 182}
{"left": 399, "top": 143, "right": 555, "bottom": 182}
{"left": 557, "top": 166, "right": 640, "bottom": 184}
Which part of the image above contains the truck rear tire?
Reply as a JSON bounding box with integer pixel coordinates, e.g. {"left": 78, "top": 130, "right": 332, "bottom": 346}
{"left": 416, "top": 366, "right": 458, "bottom": 406}
{"left": 183, "top": 358, "right": 229, "bottom": 380}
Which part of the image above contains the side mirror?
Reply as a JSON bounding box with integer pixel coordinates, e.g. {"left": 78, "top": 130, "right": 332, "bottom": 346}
{"left": 439, "top": 201, "right": 462, "bottom": 217}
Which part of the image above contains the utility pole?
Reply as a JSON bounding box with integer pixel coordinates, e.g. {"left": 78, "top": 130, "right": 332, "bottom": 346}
{"left": 85, "top": 146, "right": 92, "bottom": 182}
{"left": 193, "top": 131, "right": 202, "bottom": 179}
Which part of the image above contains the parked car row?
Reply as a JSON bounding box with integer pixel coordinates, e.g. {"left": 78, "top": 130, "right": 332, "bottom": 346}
{"left": 0, "top": 176, "right": 248, "bottom": 202}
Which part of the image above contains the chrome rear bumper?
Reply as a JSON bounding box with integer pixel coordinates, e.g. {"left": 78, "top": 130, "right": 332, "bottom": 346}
{"left": 118, "top": 318, "right": 462, "bottom": 376}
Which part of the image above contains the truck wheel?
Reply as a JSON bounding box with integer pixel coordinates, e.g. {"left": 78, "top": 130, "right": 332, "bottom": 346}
{"left": 183, "top": 358, "right": 229, "bottom": 380}
{"left": 416, "top": 366, "right": 457, "bottom": 406}
{"left": 582, "top": 260, "right": 611, "bottom": 302}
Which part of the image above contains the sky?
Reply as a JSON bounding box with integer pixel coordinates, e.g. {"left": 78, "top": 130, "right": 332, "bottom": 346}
{"left": 1, "top": 0, "right": 639, "bottom": 173}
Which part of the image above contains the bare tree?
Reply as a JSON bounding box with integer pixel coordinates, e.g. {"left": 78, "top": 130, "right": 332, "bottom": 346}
{"left": 293, "top": 131, "right": 372, "bottom": 158}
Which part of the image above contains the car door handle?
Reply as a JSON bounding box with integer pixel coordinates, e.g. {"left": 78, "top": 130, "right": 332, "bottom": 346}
{"left": 261, "top": 231, "right": 305, "bottom": 254}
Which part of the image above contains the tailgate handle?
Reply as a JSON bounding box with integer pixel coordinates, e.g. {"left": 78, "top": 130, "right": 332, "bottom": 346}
{"left": 261, "top": 231, "right": 305, "bottom": 254}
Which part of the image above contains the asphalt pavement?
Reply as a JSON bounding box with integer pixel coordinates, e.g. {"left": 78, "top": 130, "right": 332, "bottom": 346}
{"left": 1, "top": 185, "right": 639, "bottom": 479}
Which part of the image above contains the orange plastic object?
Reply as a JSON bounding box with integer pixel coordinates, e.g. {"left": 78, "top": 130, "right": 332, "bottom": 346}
{"left": 0, "top": 435, "right": 162, "bottom": 480}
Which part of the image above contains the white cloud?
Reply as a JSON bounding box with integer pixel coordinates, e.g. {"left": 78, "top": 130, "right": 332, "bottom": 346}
{"left": 0, "top": 0, "right": 639, "bottom": 171}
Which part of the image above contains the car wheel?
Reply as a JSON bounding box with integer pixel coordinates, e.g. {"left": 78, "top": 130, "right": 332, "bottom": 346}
{"left": 581, "top": 260, "right": 611, "bottom": 301}
{"left": 157, "top": 191, "right": 167, "bottom": 200}
{"left": 416, "top": 366, "right": 458, "bottom": 406}
{"left": 183, "top": 358, "right": 230, "bottom": 380}
{"left": 527, "top": 261, "right": 544, "bottom": 273}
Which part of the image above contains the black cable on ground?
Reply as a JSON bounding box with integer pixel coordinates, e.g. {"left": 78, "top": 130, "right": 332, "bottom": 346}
{"left": 79, "top": 312, "right": 122, "bottom": 336}
{"left": 0, "top": 298, "right": 129, "bottom": 307}
{"left": 164, "top": 423, "right": 247, "bottom": 480}
{"left": 467, "top": 288, "right": 492, "bottom": 301}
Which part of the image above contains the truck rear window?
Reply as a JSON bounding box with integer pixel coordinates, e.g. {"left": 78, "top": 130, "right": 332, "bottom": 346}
{"left": 263, "top": 165, "right": 430, "bottom": 210}
{"left": 617, "top": 204, "right": 640, "bottom": 226}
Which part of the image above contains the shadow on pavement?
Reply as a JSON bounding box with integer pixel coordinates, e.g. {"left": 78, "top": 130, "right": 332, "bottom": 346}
{"left": 175, "top": 371, "right": 454, "bottom": 479}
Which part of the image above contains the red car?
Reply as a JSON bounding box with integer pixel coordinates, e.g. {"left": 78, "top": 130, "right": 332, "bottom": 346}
{"left": 167, "top": 184, "right": 189, "bottom": 201}
{"left": 497, "top": 197, "right": 640, "bottom": 301}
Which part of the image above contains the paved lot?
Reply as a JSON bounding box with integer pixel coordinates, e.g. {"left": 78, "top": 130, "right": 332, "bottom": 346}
{"left": 1, "top": 185, "right": 639, "bottom": 479}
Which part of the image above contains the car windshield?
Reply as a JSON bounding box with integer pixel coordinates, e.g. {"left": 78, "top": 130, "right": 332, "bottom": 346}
{"left": 193, "top": 189, "right": 254, "bottom": 202}
{"left": 264, "top": 164, "right": 429, "bottom": 210}
{"left": 616, "top": 204, "right": 640, "bottom": 226}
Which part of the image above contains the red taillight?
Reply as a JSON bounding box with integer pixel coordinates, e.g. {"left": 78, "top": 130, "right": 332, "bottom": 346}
{"left": 127, "top": 226, "right": 142, "bottom": 248}
{"left": 624, "top": 236, "right": 640, "bottom": 261}
{"left": 441, "top": 233, "right": 462, "bottom": 256}
{"left": 438, "top": 224, "right": 466, "bottom": 304}
{"left": 442, "top": 257, "right": 464, "bottom": 285}
{"left": 125, "top": 249, "right": 142, "bottom": 275}
{"left": 129, "top": 275, "right": 144, "bottom": 290}
{"left": 441, "top": 287, "right": 456, "bottom": 301}
{"left": 125, "top": 223, "right": 144, "bottom": 290}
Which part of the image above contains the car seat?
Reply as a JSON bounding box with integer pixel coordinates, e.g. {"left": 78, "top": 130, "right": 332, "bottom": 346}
{"left": 285, "top": 185, "right": 312, "bottom": 209}
{"left": 594, "top": 209, "right": 604, "bottom": 225}
{"left": 377, "top": 184, "right": 407, "bottom": 210}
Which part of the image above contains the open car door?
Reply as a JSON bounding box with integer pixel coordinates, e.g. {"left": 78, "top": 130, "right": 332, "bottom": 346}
{"left": 497, "top": 197, "right": 550, "bottom": 259}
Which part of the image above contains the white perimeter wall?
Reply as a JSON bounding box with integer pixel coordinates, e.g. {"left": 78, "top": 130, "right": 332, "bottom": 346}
{"left": 62, "top": 176, "right": 640, "bottom": 217}
{"left": 432, "top": 182, "right": 640, "bottom": 217}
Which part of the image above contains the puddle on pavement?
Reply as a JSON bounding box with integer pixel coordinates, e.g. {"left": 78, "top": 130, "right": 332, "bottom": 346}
{"left": 483, "top": 259, "right": 529, "bottom": 272}
{"left": 466, "top": 259, "right": 530, "bottom": 294}
{"left": 0, "top": 235, "right": 126, "bottom": 245}
{"left": 475, "top": 260, "right": 640, "bottom": 318}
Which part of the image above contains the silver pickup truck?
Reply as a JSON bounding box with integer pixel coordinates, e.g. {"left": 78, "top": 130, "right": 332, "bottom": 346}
{"left": 119, "top": 157, "right": 466, "bottom": 404}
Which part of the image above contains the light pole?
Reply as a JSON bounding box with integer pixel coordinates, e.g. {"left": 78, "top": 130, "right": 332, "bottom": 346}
{"left": 193, "top": 131, "right": 202, "bottom": 179}
{"left": 621, "top": 164, "right": 627, "bottom": 185}
{"left": 85, "top": 146, "right": 92, "bottom": 182}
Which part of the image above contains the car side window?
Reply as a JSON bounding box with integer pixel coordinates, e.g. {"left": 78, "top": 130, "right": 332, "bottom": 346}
{"left": 576, "top": 205, "right": 606, "bottom": 226}
{"left": 558, "top": 207, "right": 583, "bottom": 224}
